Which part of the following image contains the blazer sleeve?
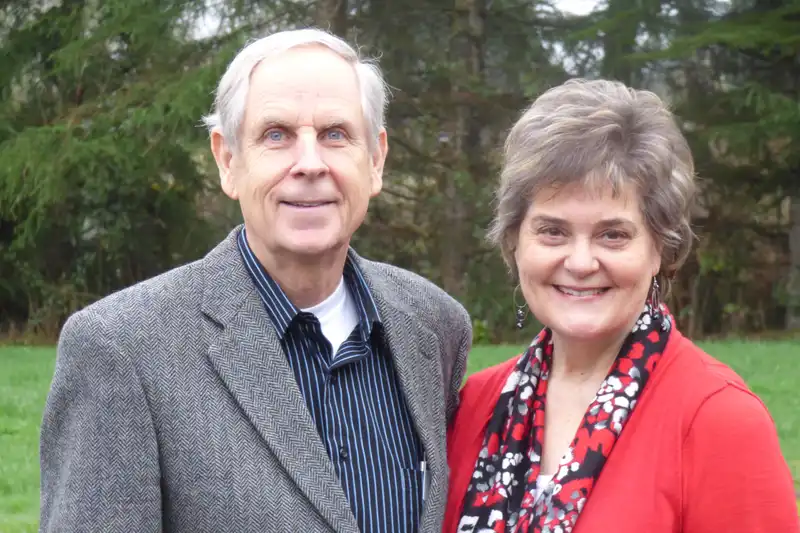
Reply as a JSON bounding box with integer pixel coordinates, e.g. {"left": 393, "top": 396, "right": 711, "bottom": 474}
{"left": 682, "top": 384, "right": 800, "bottom": 533}
{"left": 445, "top": 308, "right": 472, "bottom": 424}
{"left": 39, "top": 310, "right": 162, "bottom": 533}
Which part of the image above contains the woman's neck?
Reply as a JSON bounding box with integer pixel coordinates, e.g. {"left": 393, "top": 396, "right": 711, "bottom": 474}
{"left": 549, "top": 330, "right": 629, "bottom": 383}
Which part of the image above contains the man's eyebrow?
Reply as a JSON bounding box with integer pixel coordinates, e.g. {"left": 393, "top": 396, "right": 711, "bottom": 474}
{"left": 253, "top": 118, "right": 294, "bottom": 132}
{"left": 316, "top": 118, "right": 357, "bottom": 131}
{"left": 251, "top": 117, "right": 359, "bottom": 134}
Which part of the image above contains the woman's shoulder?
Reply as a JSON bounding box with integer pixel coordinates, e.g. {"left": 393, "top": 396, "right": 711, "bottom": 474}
{"left": 658, "top": 329, "right": 777, "bottom": 433}
{"left": 452, "top": 352, "right": 522, "bottom": 422}
{"left": 662, "top": 331, "right": 797, "bottom": 530}
{"left": 462, "top": 352, "right": 521, "bottom": 394}
{"left": 662, "top": 329, "right": 750, "bottom": 393}
{"left": 679, "top": 362, "right": 795, "bottom": 530}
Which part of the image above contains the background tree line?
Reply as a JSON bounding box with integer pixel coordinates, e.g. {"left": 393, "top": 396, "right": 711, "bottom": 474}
{"left": 0, "top": 0, "right": 798, "bottom": 343}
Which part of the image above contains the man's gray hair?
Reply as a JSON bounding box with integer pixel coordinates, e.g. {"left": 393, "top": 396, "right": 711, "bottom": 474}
{"left": 202, "top": 28, "right": 389, "bottom": 152}
{"left": 487, "top": 78, "right": 697, "bottom": 283}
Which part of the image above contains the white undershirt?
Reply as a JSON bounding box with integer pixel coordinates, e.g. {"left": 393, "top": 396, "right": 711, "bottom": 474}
{"left": 301, "top": 277, "right": 359, "bottom": 355}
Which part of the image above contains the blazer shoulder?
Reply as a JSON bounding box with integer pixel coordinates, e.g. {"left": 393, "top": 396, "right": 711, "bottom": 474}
{"left": 67, "top": 258, "right": 204, "bottom": 337}
{"left": 358, "top": 258, "right": 471, "bottom": 329}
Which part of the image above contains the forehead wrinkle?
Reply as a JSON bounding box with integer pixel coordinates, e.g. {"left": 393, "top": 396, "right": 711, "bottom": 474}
{"left": 245, "top": 105, "right": 299, "bottom": 135}
{"left": 250, "top": 59, "right": 361, "bottom": 104}
{"left": 246, "top": 49, "right": 365, "bottom": 119}
{"left": 245, "top": 78, "right": 365, "bottom": 140}
{"left": 250, "top": 96, "right": 361, "bottom": 128}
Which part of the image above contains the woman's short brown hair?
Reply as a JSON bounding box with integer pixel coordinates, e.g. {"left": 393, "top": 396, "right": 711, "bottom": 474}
{"left": 487, "top": 78, "right": 697, "bottom": 284}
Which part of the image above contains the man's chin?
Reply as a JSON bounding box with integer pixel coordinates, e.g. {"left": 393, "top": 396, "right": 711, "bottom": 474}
{"left": 279, "top": 235, "right": 347, "bottom": 259}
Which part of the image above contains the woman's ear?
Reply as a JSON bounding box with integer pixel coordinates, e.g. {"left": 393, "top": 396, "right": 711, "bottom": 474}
{"left": 651, "top": 245, "right": 663, "bottom": 279}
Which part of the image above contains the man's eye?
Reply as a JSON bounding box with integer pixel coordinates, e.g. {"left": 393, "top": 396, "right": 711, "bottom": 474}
{"left": 266, "top": 130, "right": 285, "bottom": 142}
{"left": 326, "top": 129, "right": 345, "bottom": 140}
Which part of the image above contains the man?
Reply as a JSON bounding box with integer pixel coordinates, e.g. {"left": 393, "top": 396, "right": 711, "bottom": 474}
{"left": 39, "top": 28, "right": 472, "bottom": 533}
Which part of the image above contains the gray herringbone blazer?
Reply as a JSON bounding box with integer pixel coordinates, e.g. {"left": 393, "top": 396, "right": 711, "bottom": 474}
{"left": 39, "top": 226, "right": 472, "bottom": 533}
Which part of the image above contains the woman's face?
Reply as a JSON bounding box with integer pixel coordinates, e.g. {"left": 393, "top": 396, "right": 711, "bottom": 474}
{"left": 514, "top": 183, "right": 662, "bottom": 344}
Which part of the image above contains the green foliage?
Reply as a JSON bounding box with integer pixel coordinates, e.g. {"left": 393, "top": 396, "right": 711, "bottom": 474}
{"left": 0, "top": 0, "right": 224, "bottom": 330}
{"left": 1, "top": 0, "right": 799, "bottom": 337}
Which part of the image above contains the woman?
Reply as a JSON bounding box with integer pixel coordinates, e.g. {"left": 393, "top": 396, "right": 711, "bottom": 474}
{"left": 444, "top": 79, "right": 799, "bottom": 533}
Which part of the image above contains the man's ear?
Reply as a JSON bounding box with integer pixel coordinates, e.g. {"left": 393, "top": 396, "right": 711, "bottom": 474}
{"left": 211, "top": 129, "right": 239, "bottom": 200}
{"left": 369, "top": 129, "right": 388, "bottom": 197}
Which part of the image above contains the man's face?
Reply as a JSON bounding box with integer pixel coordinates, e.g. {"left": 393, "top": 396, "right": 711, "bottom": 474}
{"left": 212, "top": 45, "right": 387, "bottom": 262}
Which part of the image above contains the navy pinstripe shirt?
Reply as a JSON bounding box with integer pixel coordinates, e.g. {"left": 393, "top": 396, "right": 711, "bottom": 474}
{"left": 237, "top": 228, "right": 425, "bottom": 533}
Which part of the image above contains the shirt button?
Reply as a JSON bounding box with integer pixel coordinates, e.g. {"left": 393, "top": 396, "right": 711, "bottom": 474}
{"left": 339, "top": 446, "right": 349, "bottom": 461}
{"left": 329, "top": 373, "right": 337, "bottom": 385}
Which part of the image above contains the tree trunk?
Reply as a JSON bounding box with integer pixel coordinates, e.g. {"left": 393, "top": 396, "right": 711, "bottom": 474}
{"left": 600, "top": 0, "right": 638, "bottom": 85}
{"left": 688, "top": 276, "right": 704, "bottom": 338}
{"left": 439, "top": 0, "right": 486, "bottom": 300}
{"left": 787, "top": 195, "right": 800, "bottom": 330}
{"left": 315, "top": 0, "right": 349, "bottom": 36}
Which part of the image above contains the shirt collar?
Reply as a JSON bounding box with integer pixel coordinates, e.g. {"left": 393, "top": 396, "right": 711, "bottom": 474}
{"left": 237, "top": 227, "right": 381, "bottom": 340}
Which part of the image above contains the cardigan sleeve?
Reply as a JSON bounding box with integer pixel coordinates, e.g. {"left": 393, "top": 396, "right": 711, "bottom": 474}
{"left": 444, "top": 357, "right": 520, "bottom": 533}
{"left": 682, "top": 384, "right": 799, "bottom": 533}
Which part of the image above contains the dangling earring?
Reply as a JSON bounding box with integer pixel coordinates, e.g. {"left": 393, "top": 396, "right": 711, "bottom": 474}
{"left": 649, "top": 276, "right": 661, "bottom": 315}
{"left": 513, "top": 285, "right": 528, "bottom": 329}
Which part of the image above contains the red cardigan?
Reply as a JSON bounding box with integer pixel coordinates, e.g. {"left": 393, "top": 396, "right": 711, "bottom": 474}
{"left": 444, "top": 329, "right": 800, "bottom": 533}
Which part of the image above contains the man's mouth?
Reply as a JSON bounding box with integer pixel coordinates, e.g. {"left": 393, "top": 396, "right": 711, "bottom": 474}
{"left": 554, "top": 286, "right": 610, "bottom": 297}
{"left": 281, "top": 201, "right": 333, "bottom": 208}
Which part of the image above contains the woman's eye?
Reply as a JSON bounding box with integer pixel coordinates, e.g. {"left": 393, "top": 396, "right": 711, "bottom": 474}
{"left": 539, "top": 226, "right": 563, "bottom": 237}
{"left": 602, "top": 230, "right": 628, "bottom": 241}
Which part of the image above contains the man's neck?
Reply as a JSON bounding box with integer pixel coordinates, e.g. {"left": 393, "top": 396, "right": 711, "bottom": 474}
{"left": 246, "top": 234, "right": 349, "bottom": 309}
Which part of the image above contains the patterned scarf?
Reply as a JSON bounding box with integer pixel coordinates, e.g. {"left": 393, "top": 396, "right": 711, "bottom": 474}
{"left": 457, "top": 304, "right": 672, "bottom": 533}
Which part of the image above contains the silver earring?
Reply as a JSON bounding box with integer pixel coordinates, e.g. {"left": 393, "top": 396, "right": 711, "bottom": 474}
{"left": 513, "top": 285, "right": 527, "bottom": 329}
{"left": 649, "top": 276, "right": 661, "bottom": 313}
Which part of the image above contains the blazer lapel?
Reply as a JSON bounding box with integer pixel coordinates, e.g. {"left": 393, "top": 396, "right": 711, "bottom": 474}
{"left": 200, "top": 228, "right": 358, "bottom": 532}
{"left": 358, "top": 259, "right": 450, "bottom": 530}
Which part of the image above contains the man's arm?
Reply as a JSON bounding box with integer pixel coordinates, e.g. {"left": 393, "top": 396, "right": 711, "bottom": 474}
{"left": 39, "top": 309, "right": 162, "bottom": 533}
{"left": 445, "top": 308, "right": 472, "bottom": 423}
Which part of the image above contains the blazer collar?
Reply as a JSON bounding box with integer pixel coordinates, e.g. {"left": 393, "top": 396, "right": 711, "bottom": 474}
{"left": 200, "top": 227, "right": 358, "bottom": 531}
{"left": 353, "top": 252, "right": 450, "bottom": 529}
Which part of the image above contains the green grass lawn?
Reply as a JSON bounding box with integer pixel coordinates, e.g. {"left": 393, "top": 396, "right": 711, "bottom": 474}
{"left": 0, "top": 346, "right": 53, "bottom": 533}
{"left": 1, "top": 341, "right": 798, "bottom": 531}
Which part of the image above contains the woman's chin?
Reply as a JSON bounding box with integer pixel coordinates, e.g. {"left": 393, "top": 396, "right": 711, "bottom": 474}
{"left": 546, "top": 319, "right": 622, "bottom": 344}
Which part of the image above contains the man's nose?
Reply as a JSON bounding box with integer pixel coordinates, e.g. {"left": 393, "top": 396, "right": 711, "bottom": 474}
{"left": 290, "top": 131, "right": 328, "bottom": 178}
